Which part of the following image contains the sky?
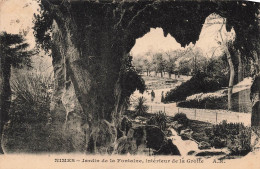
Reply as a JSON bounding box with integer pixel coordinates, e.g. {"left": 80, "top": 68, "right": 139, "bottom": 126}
{"left": 130, "top": 28, "right": 183, "bottom": 56}
{"left": 0, "top": 0, "right": 39, "bottom": 49}
{"left": 131, "top": 13, "right": 235, "bottom": 59}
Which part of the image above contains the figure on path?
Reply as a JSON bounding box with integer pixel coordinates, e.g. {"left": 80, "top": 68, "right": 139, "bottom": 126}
{"left": 161, "top": 91, "right": 165, "bottom": 103}
{"left": 151, "top": 90, "right": 155, "bottom": 102}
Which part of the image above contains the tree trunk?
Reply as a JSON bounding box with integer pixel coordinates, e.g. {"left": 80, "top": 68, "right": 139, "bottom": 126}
{"left": 168, "top": 72, "right": 171, "bottom": 79}
{"left": 161, "top": 71, "right": 163, "bottom": 77}
{"left": 225, "top": 43, "right": 234, "bottom": 110}
{"left": 237, "top": 49, "right": 244, "bottom": 113}
{"left": 0, "top": 55, "right": 11, "bottom": 154}
{"left": 251, "top": 75, "right": 260, "bottom": 126}
{"left": 237, "top": 49, "right": 243, "bottom": 82}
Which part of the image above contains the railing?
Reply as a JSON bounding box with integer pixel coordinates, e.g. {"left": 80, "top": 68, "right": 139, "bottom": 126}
{"left": 130, "top": 104, "right": 251, "bottom": 126}
{"left": 176, "top": 107, "right": 251, "bottom": 126}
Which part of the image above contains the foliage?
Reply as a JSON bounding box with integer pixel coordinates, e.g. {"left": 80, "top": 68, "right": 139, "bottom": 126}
{"left": 152, "top": 53, "right": 167, "bottom": 75}
{"left": 164, "top": 54, "right": 232, "bottom": 102}
{"left": 206, "top": 56, "right": 229, "bottom": 87}
{"left": 177, "top": 90, "right": 252, "bottom": 113}
{"left": 147, "top": 111, "right": 167, "bottom": 131}
{"left": 165, "top": 51, "right": 179, "bottom": 77}
{"left": 188, "top": 120, "right": 213, "bottom": 143}
{"left": 10, "top": 72, "right": 53, "bottom": 122}
{"left": 134, "top": 97, "right": 149, "bottom": 116}
{"left": 119, "top": 55, "right": 146, "bottom": 101}
{"left": 0, "top": 32, "right": 34, "bottom": 153}
{"left": 178, "top": 98, "right": 224, "bottom": 110}
{"left": 143, "top": 58, "right": 152, "bottom": 75}
{"left": 123, "top": 110, "right": 152, "bottom": 119}
{"left": 132, "top": 57, "right": 144, "bottom": 74}
{"left": 33, "top": 1, "right": 53, "bottom": 55}
{"left": 172, "top": 113, "right": 189, "bottom": 128}
{"left": 178, "top": 59, "right": 192, "bottom": 75}
{"left": 164, "top": 72, "right": 223, "bottom": 102}
{"left": 205, "top": 120, "right": 251, "bottom": 155}
{"left": 0, "top": 32, "right": 33, "bottom": 68}
{"left": 4, "top": 72, "right": 53, "bottom": 152}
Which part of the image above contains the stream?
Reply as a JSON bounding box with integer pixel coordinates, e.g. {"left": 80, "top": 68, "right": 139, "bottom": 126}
{"left": 169, "top": 128, "right": 199, "bottom": 156}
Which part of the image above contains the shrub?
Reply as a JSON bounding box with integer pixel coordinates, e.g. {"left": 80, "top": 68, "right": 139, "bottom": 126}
{"left": 177, "top": 97, "right": 227, "bottom": 110}
{"left": 164, "top": 72, "right": 223, "bottom": 102}
{"left": 134, "top": 97, "right": 149, "bottom": 116}
{"left": 227, "top": 127, "right": 251, "bottom": 155}
{"left": 4, "top": 72, "right": 53, "bottom": 152}
{"left": 147, "top": 111, "right": 167, "bottom": 131}
{"left": 10, "top": 72, "right": 53, "bottom": 122}
{"left": 206, "top": 120, "right": 251, "bottom": 155}
{"left": 172, "top": 113, "right": 189, "bottom": 127}
{"left": 177, "top": 91, "right": 251, "bottom": 113}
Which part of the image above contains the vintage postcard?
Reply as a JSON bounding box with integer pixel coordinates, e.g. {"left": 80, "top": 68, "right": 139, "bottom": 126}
{"left": 0, "top": 0, "right": 260, "bottom": 169}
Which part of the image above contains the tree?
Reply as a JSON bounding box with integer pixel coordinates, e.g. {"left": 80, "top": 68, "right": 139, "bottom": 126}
{"left": 165, "top": 51, "right": 177, "bottom": 78}
{"left": 0, "top": 32, "right": 33, "bottom": 154}
{"left": 174, "top": 47, "right": 194, "bottom": 77}
{"left": 217, "top": 20, "right": 236, "bottom": 110}
{"left": 178, "top": 59, "right": 192, "bottom": 75}
{"left": 190, "top": 47, "right": 207, "bottom": 74}
{"left": 132, "top": 56, "right": 143, "bottom": 74}
{"left": 143, "top": 58, "right": 152, "bottom": 76}
{"left": 152, "top": 53, "right": 166, "bottom": 77}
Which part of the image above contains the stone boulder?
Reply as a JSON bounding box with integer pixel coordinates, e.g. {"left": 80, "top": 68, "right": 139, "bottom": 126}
{"left": 198, "top": 141, "right": 211, "bottom": 150}
{"left": 195, "top": 151, "right": 227, "bottom": 157}
{"left": 187, "top": 150, "right": 196, "bottom": 155}
{"left": 170, "top": 121, "right": 184, "bottom": 133}
{"left": 134, "top": 116, "right": 147, "bottom": 124}
{"left": 127, "top": 125, "right": 165, "bottom": 151}
{"left": 116, "top": 128, "right": 124, "bottom": 139}
{"left": 154, "top": 139, "right": 181, "bottom": 155}
{"left": 115, "top": 136, "right": 137, "bottom": 155}
{"left": 90, "top": 120, "right": 117, "bottom": 154}
{"left": 120, "top": 116, "right": 132, "bottom": 136}
{"left": 164, "top": 129, "right": 173, "bottom": 137}
{"left": 180, "top": 128, "right": 193, "bottom": 140}
{"left": 114, "top": 125, "right": 180, "bottom": 155}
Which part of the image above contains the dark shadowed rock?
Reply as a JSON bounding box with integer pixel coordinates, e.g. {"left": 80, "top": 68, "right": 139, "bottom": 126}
{"left": 198, "top": 141, "right": 211, "bottom": 150}
{"left": 187, "top": 150, "right": 196, "bottom": 155}
{"left": 180, "top": 128, "right": 193, "bottom": 140}
{"left": 154, "top": 139, "right": 181, "bottom": 155}
{"left": 120, "top": 116, "right": 132, "bottom": 136}
{"left": 115, "top": 125, "right": 171, "bottom": 154}
{"left": 117, "top": 128, "right": 124, "bottom": 139}
{"left": 134, "top": 116, "right": 147, "bottom": 124}
{"left": 91, "top": 120, "right": 117, "bottom": 154}
{"left": 115, "top": 136, "right": 137, "bottom": 155}
{"left": 144, "top": 125, "right": 165, "bottom": 151}
{"left": 195, "top": 151, "right": 226, "bottom": 156}
{"left": 170, "top": 121, "right": 184, "bottom": 133}
{"left": 164, "top": 129, "right": 173, "bottom": 137}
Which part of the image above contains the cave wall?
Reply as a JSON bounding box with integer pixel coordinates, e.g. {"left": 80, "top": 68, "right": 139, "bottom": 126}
{"left": 43, "top": 0, "right": 260, "bottom": 153}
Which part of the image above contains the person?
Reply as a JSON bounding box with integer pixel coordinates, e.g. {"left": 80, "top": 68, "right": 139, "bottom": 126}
{"left": 151, "top": 90, "right": 155, "bottom": 102}
{"left": 161, "top": 91, "right": 165, "bottom": 103}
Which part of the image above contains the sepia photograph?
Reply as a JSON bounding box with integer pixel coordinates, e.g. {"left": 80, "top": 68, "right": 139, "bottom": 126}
{"left": 0, "top": 0, "right": 260, "bottom": 169}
